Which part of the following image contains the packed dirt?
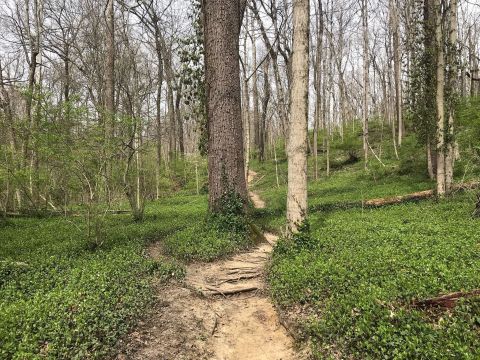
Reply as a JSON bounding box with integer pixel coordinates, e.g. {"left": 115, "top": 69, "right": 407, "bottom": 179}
{"left": 115, "top": 171, "right": 307, "bottom": 360}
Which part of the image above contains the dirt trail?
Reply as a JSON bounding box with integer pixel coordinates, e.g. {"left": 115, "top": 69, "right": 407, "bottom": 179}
{"left": 116, "top": 171, "right": 303, "bottom": 360}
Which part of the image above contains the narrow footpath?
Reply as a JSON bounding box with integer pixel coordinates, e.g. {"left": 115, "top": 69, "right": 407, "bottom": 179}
{"left": 116, "top": 171, "right": 302, "bottom": 360}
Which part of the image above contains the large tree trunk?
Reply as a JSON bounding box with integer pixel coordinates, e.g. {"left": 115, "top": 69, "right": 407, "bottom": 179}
{"left": 287, "top": 0, "right": 309, "bottom": 233}
{"left": 204, "top": 0, "right": 247, "bottom": 212}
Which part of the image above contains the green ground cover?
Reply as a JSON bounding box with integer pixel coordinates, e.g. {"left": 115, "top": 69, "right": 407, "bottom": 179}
{"left": 269, "top": 193, "right": 480, "bottom": 359}
{"left": 249, "top": 117, "right": 480, "bottom": 359}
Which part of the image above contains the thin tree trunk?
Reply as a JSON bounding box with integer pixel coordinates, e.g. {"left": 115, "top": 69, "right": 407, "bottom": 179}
{"left": 259, "top": 55, "right": 270, "bottom": 162}
{"left": 445, "top": 0, "right": 457, "bottom": 193}
{"left": 175, "top": 83, "right": 184, "bottom": 156}
{"left": 313, "top": 0, "right": 323, "bottom": 180}
{"left": 249, "top": 1, "right": 288, "bottom": 139}
{"left": 167, "top": 84, "right": 175, "bottom": 160}
{"left": 155, "top": 32, "right": 163, "bottom": 199}
{"left": 427, "top": 141, "right": 435, "bottom": 180}
{"left": 105, "top": 0, "right": 115, "bottom": 145}
{"left": 361, "top": 0, "right": 369, "bottom": 169}
{"left": 390, "top": 0, "right": 403, "bottom": 146}
{"left": 435, "top": 0, "right": 445, "bottom": 196}
{"left": 242, "top": 10, "right": 250, "bottom": 180}
{"left": 251, "top": 20, "right": 260, "bottom": 154}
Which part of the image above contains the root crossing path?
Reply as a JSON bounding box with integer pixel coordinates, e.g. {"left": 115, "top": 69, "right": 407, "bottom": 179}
{"left": 117, "top": 171, "right": 301, "bottom": 360}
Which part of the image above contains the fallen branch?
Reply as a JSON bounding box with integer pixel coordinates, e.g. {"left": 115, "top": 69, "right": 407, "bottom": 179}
{"left": 39, "top": 195, "right": 60, "bottom": 212}
{"left": 367, "top": 141, "right": 386, "bottom": 167}
{"left": 413, "top": 289, "right": 480, "bottom": 309}
{"left": 211, "top": 315, "right": 218, "bottom": 335}
{"left": 4, "top": 209, "right": 131, "bottom": 218}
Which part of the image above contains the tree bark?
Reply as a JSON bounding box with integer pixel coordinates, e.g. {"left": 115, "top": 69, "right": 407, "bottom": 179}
{"left": 251, "top": 21, "right": 260, "bottom": 155}
{"left": 435, "top": 0, "right": 445, "bottom": 196}
{"left": 313, "top": 0, "right": 323, "bottom": 180}
{"left": 204, "top": 0, "right": 247, "bottom": 212}
{"left": 361, "top": 0, "right": 369, "bottom": 169}
{"left": 242, "top": 13, "right": 250, "bottom": 180}
{"left": 105, "top": 0, "right": 115, "bottom": 143}
{"left": 259, "top": 55, "right": 270, "bottom": 162}
{"left": 175, "top": 82, "right": 184, "bottom": 156}
{"left": 154, "top": 23, "right": 164, "bottom": 199}
{"left": 390, "top": 0, "right": 403, "bottom": 146}
{"left": 287, "top": 0, "right": 309, "bottom": 233}
{"left": 445, "top": 0, "right": 457, "bottom": 193}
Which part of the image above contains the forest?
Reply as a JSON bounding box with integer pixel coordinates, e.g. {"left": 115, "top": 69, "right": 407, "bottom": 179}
{"left": 0, "top": 0, "right": 479, "bottom": 359}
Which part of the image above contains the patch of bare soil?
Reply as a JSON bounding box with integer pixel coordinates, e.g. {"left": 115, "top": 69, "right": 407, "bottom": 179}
{"left": 115, "top": 171, "right": 307, "bottom": 360}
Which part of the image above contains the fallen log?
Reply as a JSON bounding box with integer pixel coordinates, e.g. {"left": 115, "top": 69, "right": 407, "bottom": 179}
{"left": 4, "top": 209, "right": 131, "bottom": 218}
{"left": 413, "top": 289, "right": 480, "bottom": 309}
{"left": 365, "top": 190, "right": 434, "bottom": 207}
{"left": 364, "top": 181, "right": 480, "bottom": 208}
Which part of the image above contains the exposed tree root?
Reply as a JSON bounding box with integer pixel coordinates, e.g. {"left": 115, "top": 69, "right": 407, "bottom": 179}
{"left": 118, "top": 170, "right": 302, "bottom": 359}
{"left": 204, "top": 285, "right": 259, "bottom": 296}
{"left": 217, "top": 273, "right": 261, "bottom": 285}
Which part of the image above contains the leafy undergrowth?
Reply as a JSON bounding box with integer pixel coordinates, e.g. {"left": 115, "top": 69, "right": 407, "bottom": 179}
{"left": 251, "top": 159, "right": 435, "bottom": 232}
{"left": 164, "top": 191, "right": 258, "bottom": 262}
{"left": 0, "top": 188, "right": 258, "bottom": 358}
{"left": 0, "top": 195, "right": 202, "bottom": 359}
{"left": 270, "top": 193, "right": 480, "bottom": 358}
{"left": 163, "top": 217, "right": 255, "bottom": 262}
{"left": 251, "top": 119, "right": 480, "bottom": 359}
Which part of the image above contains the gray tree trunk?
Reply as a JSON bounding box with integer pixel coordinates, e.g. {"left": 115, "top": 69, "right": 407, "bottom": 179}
{"left": 287, "top": 0, "right": 310, "bottom": 233}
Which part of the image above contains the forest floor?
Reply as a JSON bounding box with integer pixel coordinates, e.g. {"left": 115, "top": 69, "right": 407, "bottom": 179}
{"left": 115, "top": 171, "right": 307, "bottom": 360}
